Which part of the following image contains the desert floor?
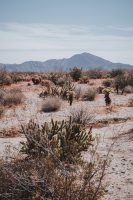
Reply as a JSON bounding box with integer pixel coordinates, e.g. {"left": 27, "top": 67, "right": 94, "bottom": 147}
{"left": 0, "top": 81, "right": 133, "bottom": 200}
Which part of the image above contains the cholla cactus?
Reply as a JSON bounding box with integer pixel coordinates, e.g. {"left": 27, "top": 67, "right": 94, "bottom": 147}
{"left": 102, "top": 88, "right": 112, "bottom": 106}
{"left": 102, "top": 87, "right": 112, "bottom": 94}
{"left": 39, "top": 86, "right": 60, "bottom": 98}
{"left": 60, "top": 81, "right": 75, "bottom": 100}
{"left": 20, "top": 117, "right": 93, "bottom": 163}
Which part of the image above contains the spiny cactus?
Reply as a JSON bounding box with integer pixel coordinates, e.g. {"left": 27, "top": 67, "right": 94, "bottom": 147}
{"left": 39, "top": 86, "right": 60, "bottom": 98}
{"left": 20, "top": 117, "right": 93, "bottom": 163}
{"left": 60, "top": 81, "right": 75, "bottom": 100}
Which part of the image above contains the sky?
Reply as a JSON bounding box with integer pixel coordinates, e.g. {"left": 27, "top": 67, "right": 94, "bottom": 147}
{"left": 0, "top": 0, "right": 133, "bottom": 64}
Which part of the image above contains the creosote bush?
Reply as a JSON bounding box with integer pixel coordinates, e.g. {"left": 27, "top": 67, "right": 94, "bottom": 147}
{"left": 82, "top": 87, "right": 97, "bottom": 101}
{"left": 42, "top": 96, "right": 62, "bottom": 112}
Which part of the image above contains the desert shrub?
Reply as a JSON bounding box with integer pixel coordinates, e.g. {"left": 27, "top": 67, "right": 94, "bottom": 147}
{"left": 0, "top": 90, "right": 5, "bottom": 103}
{"left": 56, "top": 77, "right": 65, "bottom": 86}
{"left": 42, "top": 96, "right": 61, "bottom": 112}
{"left": 70, "top": 106, "right": 93, "bottom": 125}
{"left": 124, "top": 85, "right": 133, "bottom": 93}
{"left": 97, "top": 86, "right": 104, "bottom": 94}
{"left": 10, "top": 73, "right": 24, "bottom": 83}
{"left": 88, "top": 70, "right": 102, "bottom": 79}
{"left": 110, "top": 69, "right": 124, "bottom": 78}
{"left": 41, "top": 73, "right": 48, "bottom": 80}
{"left": 0, "top": 70, "right": 12, "bottom": 86}
{"left": 102, "top": 79, "right": 113, "bottom": 87}
{"left": 74, "top": 85, "right": 83, "bottom": 100}
{"left": 127, "top": 73, "right": 133, "bottom": 86}
{"left": 70, "top": 67, "right": 82, "bottom": 81}
{"left": 1, "top": 89, "right": 24, "bottom": 106}
{"left": 79, "top": 76, "right": 89, "bottom": 84}
{"left": 32, "top": 75, "right": 41, "bottom": 85}
{"left": 0, "top": 105, "right": 4, "bottom": 117}
{"left": 0, "top": 155, "right": 105, "bottom": 200}
{"left": 128, "top": 98, "right": 133, "bottom": 107}
{"left": 114, "top": 75, "right": 126, "bottom": 91}
{"left": 82, "top": 87, "right": 97, "bottom": 101}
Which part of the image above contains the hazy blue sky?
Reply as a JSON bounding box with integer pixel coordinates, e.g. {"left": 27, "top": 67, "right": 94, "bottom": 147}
{"left": 0, "top": 0, "right": 133, "bottom": 64}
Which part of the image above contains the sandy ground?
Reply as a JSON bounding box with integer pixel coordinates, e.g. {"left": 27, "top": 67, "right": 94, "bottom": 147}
{"left": 0, "top": 82, "right": 133, "bottom": 200}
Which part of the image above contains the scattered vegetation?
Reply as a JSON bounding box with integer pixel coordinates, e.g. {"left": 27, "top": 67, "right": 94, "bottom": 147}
{"left": 88, "top": 70, "right": 102, "bottom": 79}
{"left": 110, "top": 69, "right": 124, "bottom": 78}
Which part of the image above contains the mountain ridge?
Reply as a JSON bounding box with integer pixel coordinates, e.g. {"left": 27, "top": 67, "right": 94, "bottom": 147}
{"left": 0, "top": 52, "right": 132, "bottom": 72}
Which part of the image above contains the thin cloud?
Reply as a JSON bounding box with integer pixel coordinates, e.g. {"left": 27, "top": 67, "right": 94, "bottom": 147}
{"left": 0, "top": 23, "right": 133, "bottom": 64}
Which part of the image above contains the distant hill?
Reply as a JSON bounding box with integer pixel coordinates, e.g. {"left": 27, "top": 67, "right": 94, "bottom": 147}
{"left": 0, "top": 52, "right": 132, "bottom": 72}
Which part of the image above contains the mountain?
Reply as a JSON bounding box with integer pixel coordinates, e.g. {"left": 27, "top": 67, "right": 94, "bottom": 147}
{"left": 0, "top": 52, "right": 132, "bottom": 72}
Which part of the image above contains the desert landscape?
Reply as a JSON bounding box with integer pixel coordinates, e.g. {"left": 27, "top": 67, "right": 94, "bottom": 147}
{"left": 0, "top": 0, "right": 133, "bottom": 199}
{"left": 0, "top": 68, "right": 133, "bottom": 200}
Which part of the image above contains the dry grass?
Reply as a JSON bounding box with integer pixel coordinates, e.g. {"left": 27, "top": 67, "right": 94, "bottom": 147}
{"left": 42, "top": 96, "right": 62, "bottom": 112}
{"left": 70, "top": 105, "right": 94, "bottom": 125}
{"left": 2, "top": 89, "right": 24, "bottom": 106}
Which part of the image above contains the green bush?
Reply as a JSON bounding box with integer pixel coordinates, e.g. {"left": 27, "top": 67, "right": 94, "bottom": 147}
{"left": 70, "top": 67, "right": 82, "bottom": 81}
